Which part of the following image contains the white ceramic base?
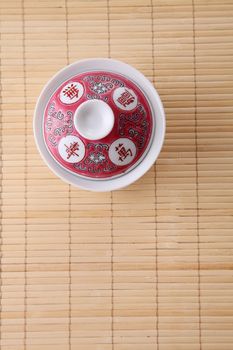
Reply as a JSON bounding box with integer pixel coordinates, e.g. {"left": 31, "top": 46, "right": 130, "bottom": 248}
{"left": 34, "top": 58, "right": 165, "bottom": 192}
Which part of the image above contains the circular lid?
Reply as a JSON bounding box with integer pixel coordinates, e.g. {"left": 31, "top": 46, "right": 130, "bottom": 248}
{"left": 34, "top": 59, "right": 165, "bottom": 191}
{"left": 43, "top": 70, "right": 153, "bottom": 179}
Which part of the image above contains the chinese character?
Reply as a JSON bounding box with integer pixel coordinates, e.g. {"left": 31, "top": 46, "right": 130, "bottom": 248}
{"left": 63, "top": 83, "right": 79, "bottom": 100}
{"left": 115, "top": 143, "right": 132, "bottom": 162}
{"left": 65, "top": 142, "right": 79, "bottom": 159}
{"left": 117, "top": 91, "right": 135, "bottom": 107}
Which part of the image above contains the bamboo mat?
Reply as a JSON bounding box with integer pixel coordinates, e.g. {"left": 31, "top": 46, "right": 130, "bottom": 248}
{"left": 0, "top": 0, "right": 233, "bottom": 349}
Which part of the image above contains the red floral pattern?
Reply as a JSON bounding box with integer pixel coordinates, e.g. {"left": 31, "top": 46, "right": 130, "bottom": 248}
{"left": 43, "top": 71, "right": 153, "bottom": 179}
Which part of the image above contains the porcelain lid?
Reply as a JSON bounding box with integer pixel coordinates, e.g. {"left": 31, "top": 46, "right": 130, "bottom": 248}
{"left": 43, "top": 70, "right": 154, "bottom": 179}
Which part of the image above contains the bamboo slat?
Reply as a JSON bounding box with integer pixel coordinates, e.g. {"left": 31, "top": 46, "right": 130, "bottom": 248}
{"left": 0, "top": 0, "right": 233, "bottom": 349}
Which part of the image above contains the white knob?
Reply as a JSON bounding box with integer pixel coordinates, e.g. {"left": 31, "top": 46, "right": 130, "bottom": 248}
{"left": 74, "top": 99, "right": 114, "bottom": 140}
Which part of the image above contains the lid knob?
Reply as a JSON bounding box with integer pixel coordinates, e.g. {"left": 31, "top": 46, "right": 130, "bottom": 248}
{"left": 74, "top": 99, "right": 114, "bottom": 140}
